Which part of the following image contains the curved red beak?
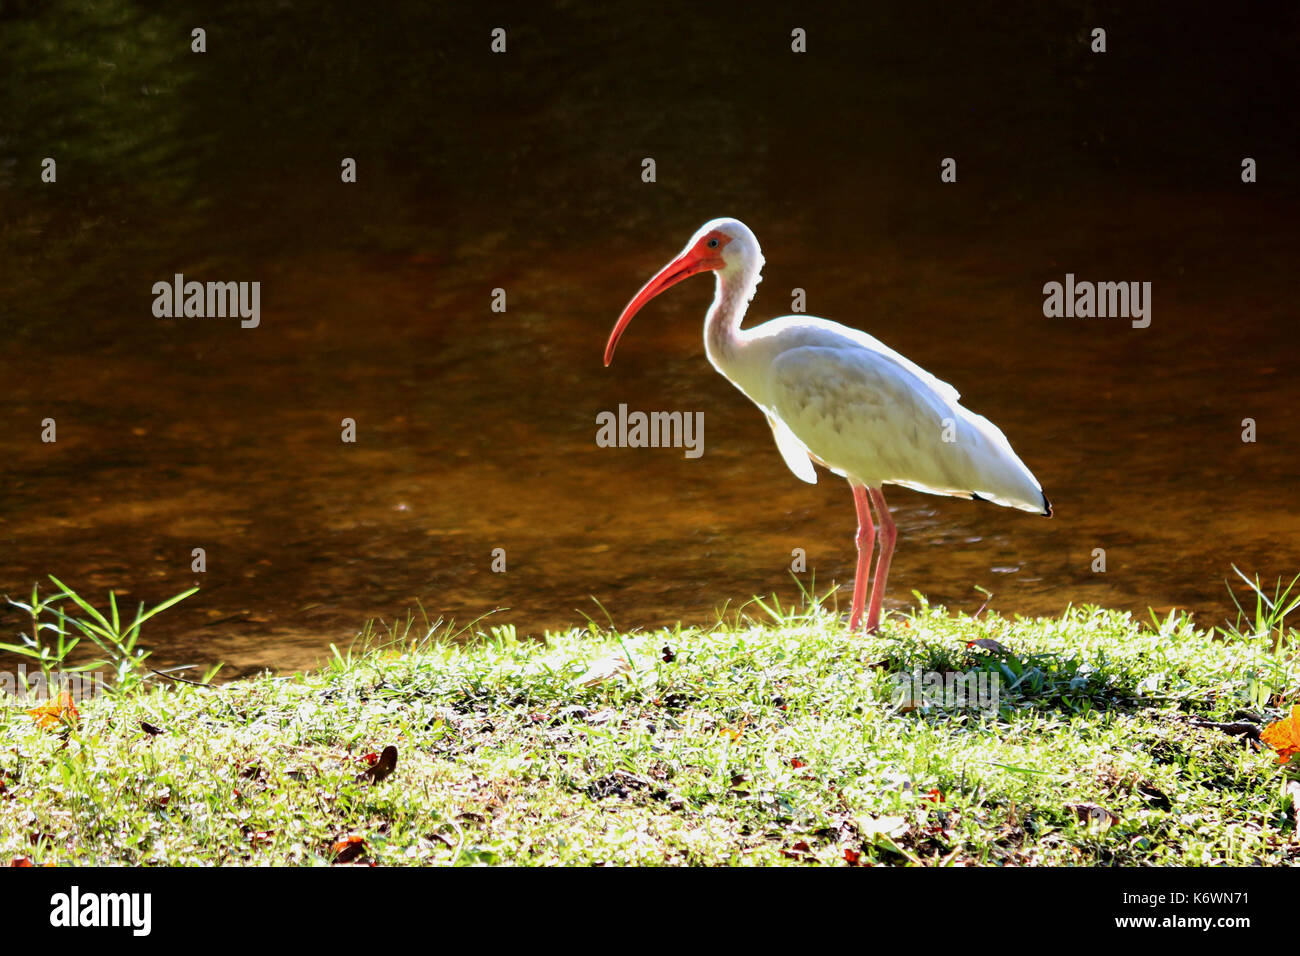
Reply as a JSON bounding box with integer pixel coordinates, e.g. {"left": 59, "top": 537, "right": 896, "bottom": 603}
{"left": 604, "top": 248, "right": 723, "bottom": 366}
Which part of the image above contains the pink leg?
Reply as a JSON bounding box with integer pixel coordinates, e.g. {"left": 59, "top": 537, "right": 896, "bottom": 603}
{"left": 848, "top": 482, "right": 876, "bottom": 632}
{"left": 864, "top": 486, "right": 897, "bottom": 633}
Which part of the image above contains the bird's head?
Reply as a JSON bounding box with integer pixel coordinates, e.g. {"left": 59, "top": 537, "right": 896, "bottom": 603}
{"left": 604, "top": 218, "right": 762, "bottom": 366}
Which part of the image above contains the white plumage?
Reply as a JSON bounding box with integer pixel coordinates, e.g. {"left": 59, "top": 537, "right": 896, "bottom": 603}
{"left": 604, "top": 218, "right": 1051, "bottom": 633}
{"left": 762, "top": 326, "right": 1047, "bottom": 512}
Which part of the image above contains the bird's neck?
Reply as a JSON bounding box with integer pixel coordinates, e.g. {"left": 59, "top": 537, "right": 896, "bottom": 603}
{"left": 704, "top": 261, "right": 763, "bottom": 367}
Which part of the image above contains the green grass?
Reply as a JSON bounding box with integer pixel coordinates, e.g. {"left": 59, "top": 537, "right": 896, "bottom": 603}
{"left": 1, "top": 588, "right": 1298, "bottom": 866}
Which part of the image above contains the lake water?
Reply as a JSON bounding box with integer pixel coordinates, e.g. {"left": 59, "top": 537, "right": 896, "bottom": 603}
{"left": 2, "top": 3, "right": 1297, "bottom": 675}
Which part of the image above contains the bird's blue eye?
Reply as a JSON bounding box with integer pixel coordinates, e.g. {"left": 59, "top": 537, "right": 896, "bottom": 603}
{"left": 707, "top": 238, "right": 719, "bottom": 248}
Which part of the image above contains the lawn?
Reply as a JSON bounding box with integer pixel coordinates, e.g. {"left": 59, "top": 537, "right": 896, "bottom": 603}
{"left": 2, "top": 587, "right": 1298, "bottom": 866}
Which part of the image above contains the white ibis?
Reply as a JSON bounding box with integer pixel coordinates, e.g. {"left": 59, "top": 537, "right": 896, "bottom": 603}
{"left": 604, "top": 218, "right": 1051, "bottom": 634}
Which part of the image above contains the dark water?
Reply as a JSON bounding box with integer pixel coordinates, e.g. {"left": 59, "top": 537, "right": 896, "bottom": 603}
{"left": 2, "top": 2, "right": 1298, "bottom": 675}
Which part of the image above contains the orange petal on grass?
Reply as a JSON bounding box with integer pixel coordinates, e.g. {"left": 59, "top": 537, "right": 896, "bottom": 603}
{"left": 1261, "top": 705, "right": 1300, "bottom": 765}
{"left": 27, "top": 692, "right": 79, "bottom": 730}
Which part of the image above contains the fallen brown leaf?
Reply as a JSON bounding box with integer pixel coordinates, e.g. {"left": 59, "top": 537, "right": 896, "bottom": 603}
{"left": 330, "top": 836, "right": 366, "bottom": 863}
{"left": 356, "top": 745, "right": 398, "bottom": 784}
{"left": 1067, "top": 802, "right": 1120, "bottom": 830}
{"left": 781, "top": 840, "right": 813, "bottom": 860}
{"left": 1189, "top": 717, "right": 1262, "bottom": 743}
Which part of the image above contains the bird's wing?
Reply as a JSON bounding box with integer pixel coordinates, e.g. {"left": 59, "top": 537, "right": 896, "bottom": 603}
{"left": 837, "top": 326, "right": 961, "bottom": 406}
{"left": 762, "top": 316, "right": 962, "bottom": 406}
{"left": 765, "top": 413, "right": 818, "bottom": 484}
{"left": 762, "top": 344, "right": 1047, "bottom": 511}
{"left": 762, "top": 344, "right": 962, "bottom": 490}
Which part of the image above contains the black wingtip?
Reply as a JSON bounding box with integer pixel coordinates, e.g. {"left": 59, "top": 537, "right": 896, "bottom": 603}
{"left": 1042, "top": 492, "right": 1053, "bottom": 518}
